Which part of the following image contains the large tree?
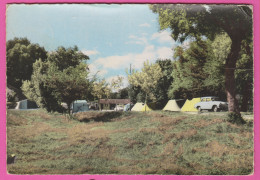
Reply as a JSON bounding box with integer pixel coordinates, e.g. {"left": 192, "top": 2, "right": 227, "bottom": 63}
{"left": 22, "top": 46, "right": 91, "bottom": 114}
{"left": 6, "top": 37, "right": 47, "bottom": 89}
{"left": 150, "top": 4, "right": 252, "bottom": 113}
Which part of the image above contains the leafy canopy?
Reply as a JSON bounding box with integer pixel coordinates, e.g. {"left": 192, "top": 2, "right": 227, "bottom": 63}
{"left": 6, "top": 37, "right": 47, "bottom": 88}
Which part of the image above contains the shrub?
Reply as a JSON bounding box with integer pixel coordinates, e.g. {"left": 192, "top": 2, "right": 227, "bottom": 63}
{"left": 226, "top": 112, "right": 246, "bottom": 125}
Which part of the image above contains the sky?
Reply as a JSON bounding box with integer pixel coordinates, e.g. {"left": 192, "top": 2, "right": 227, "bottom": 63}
{"left": 6, "top": 4, "right": 178, "bottom": 89}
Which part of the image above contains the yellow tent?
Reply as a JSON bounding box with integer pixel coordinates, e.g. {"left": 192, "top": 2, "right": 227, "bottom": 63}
{"left": 131, "top": 103, "right": 145, "bottom": 111}
{"left": 163, "top": 100, "right": 181, "bottom": 111}
{"left": 141, "top": 104, "right": 152, "bottom": 111}
{"left": 131, "top": 103, "right": 152, "bottom": 111}
{"left": 181, "top": 98, "right": 201, "bottom": 112}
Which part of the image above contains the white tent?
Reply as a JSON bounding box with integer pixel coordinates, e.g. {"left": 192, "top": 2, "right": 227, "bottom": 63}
{"left": 163, "top": 100, "right": 182, "bottom": 111}
{"left": 71, "top": 100, "right": 89, "bottom": 113}
{"left": 15, "top": 99, "right": 38, "bottom": 110}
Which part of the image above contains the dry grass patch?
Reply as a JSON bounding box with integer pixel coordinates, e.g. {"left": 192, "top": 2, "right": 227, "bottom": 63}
{"left": 193, "top": 118, "right": 223, "bottom": 128}
{"left": 7, "top": 113, "right": 28, "bottom": 126}
{"left": 195, "top": 141, "right": 252, "bottom": 157}
{"left": 7, "top": 122, "right": 53, "bottom": 143}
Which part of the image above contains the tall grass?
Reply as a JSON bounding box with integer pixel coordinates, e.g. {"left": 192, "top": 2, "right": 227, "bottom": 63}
{"left": 7, "top": 109, "right": 253, "bottom": 175}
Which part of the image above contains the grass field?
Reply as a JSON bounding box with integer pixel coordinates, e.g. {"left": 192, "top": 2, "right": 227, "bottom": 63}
{"left": 7, "top": 109, "right": 253, "bottom": 175}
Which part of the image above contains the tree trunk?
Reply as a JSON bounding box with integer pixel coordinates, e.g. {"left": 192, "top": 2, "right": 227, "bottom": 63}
{"left": 240, "top": 81, "right": 252, "bottom": 112}
{"left": 67, "top": 101, "right": 73, "bottom": 115}
{"left": 225, "top": 39, "right": 242, "bottom": 113}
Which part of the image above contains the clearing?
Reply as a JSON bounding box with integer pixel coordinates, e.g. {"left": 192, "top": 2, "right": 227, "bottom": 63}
{"left": 7, "top": 109, "right": 253, "bottom": 175}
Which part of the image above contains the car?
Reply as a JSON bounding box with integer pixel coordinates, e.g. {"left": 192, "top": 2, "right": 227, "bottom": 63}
{"left": 194, "top": 96, "right": 228, "bottom": 112}
{"left": 114, "top": 104, "right": 124, "bottom": 111}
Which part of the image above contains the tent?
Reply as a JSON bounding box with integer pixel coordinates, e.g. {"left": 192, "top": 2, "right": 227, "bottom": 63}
{"left": 141, "top": 104, "right": 152, "bottom": 111}
{"left": 181, "top": 98, "right": 201, "bottom": 112}
{"left": 123, "top": 103, "right": 131, "bottom": 111}
{"left": 15, "top": 99, "right": 38, "bottom": 110}
{"left": 163, "top": 100, "right": 182, "bottom": 111}
{"left": 71, "top": 100, "right": 89, "bottom": 113}
{"left": 131, "top": 103, "right": 152, "bottom": 112}
{"left": 131, "top": 103, "right": 144, "bottom": 111}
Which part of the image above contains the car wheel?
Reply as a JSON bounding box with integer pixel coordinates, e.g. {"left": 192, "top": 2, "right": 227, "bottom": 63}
{"left": 213, "top": 105, "right": 218, "bottom": 112}
{"left": 197, "top": 106, "right": 202, "bottom": 112}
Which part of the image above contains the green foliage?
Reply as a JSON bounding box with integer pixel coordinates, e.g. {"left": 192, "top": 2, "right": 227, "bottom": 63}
{"left": 6, "top": 37, "right": 47, "bottom": 89}
{"left": 44, "top": 63, "right": 93, "bottom": 114}
{"left": 110, "top": 76, "right": 124, "bottom": 92}
{"left": 226, "top": 112, "right": 246, "bottom": 125}
{"left": 22, "top": 46, "right": 92, "bottom": 114}
{"left": 150, "top": 4, "right": 253, "bottom": 113}
{"left": 152, "top": 59, "right": 174, "bottom": 109}
{"left": 22, "top": 60, "right": 64, "bottom": 112}
{"left": 128, "top": 60, "right": 163, "bottom": 103}
{"left": 169, "top": 39, "right": 214, "bottom": 99}
{"left": 92, "top": 79, "right": 111, "bottom": 100}
{"left": 47, "top": 46, "right": 89, "bottom": 70}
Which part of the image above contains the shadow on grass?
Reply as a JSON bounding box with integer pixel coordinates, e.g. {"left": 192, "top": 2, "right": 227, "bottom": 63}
{"left": 75, "top": 111, "right": 125, "bottom": 123}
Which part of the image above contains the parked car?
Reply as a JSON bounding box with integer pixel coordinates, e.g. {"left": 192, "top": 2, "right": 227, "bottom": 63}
{"left": 194, "top": 96, "right": 228, "bottom": 112}
{"left": 114, "top": 104, "right": 124, "bottom": 111}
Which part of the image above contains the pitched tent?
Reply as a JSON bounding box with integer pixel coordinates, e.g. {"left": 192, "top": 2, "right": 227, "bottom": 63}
{"left": 131, "top": 103, "right": 152, "bottom": 112}
{"left": 141, "top": 104, "right": 152, "bottom": 111}
{"left": 181, "top": 98, "right": 201, "bottom": 112}
{"left": 163, "top": 100, "right": 182, "bottom": 111}
{"left": 71, "top": 100, "right": 89, "bottom": 113}
{"left": 15, "top": 99, "right": 38, "bottom": 110}
{"left": 131, "top": 103, "right": 144, "bottom": 111}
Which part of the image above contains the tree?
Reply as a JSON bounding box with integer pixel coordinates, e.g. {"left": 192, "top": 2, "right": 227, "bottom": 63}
{"left": 152, "top": 59, "right": 174, "bottom": 109}
{"left": 6, "top": 37, "right": 47, "bottom": 89}
{"left": 47, "top": 46, "right": 89, "bottom": 70}
{"left": 110, "top": 76, "right": 124, "bottom": 92}
{"left": 128, "top": 60, "right": 163, "bottom": 104}
{"left": 91, "top": 79, "right": 111, "bottom": 100}
{"left": 169, "top": 39, "right": 216, "bottom": 99}
{"left": 150, "top": 4, "right": 252, "bottom": 113}
{"left": 22, "top": 46, "right": 91, "bottom": 114}
{"left": 22, "top": 60, "right": 64, "bottom": 112}
{"left": 44, "top": 63, "right": 92, "bottom": 114}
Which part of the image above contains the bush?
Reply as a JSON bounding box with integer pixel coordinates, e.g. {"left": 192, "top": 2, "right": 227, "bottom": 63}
{"left": 226, "top": 112, "right": 246, "bottom": 125}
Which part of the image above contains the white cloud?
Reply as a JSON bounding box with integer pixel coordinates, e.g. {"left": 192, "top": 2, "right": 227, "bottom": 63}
{"left": 88, "top": 63, "right": 108, "bottom": 77}
{"left": 93, "top": 44, "right": 173, "bottom": 72}
{"left": 157, "top": 47, "right": 173, "bottom": 60}
{"left": 151, "top": 30, "right": 174, "bottom": 44}
{"left": 81, "top": 49, "right": 99, "bottom": 56}
{"left": 128, "top": 35, "right": 137, "bottom": 39}
{"left": 139, "top": 23, "right": 151, "bottom": 27}
{"left": 126, "top": 35, "right": 148, "bottom": 45}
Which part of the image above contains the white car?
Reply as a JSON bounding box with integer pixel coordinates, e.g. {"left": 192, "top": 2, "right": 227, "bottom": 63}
{"left": 114, "top": 105, "right": 124, "bottom": 111}
{"left": 194, "top": 96, "right": 228, "bottom": 112}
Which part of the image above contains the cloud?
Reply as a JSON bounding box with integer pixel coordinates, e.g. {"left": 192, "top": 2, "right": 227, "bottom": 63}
{"left": 81, "top": 49, "right": 99, "bottom": 56}
{"left": 139, "top": 23, "right": 151, "bottom": 27}
{"left": 128, "top": 35, "right": 137, "bottom": 39}
{"left": 157, "top": 47, "right": 173, "bottom": 60}
{"left": 126, "top": 35, "right": 148, "bottom": 45}
{"left": 93, "top": 44, "right": 173, "bottom": 72}
{"left": 151, "top": 30, "right": 174, "bottom": 44}
{"left": 88, "top": 63, "right": 108, "bottom": 77}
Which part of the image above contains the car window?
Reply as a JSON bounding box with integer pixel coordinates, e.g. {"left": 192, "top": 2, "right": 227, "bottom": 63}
{"left": 206, "top": 98, "right": 211, "bottom": 101}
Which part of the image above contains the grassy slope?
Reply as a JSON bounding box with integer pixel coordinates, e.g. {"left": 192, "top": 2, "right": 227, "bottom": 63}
{"left": 7, "top": 109, "right": 253, "bottom": 175}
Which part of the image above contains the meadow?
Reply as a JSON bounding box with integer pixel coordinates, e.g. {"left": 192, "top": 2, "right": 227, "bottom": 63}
{"left": 7, "top": 109, "right": 253, "bottom": 175}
